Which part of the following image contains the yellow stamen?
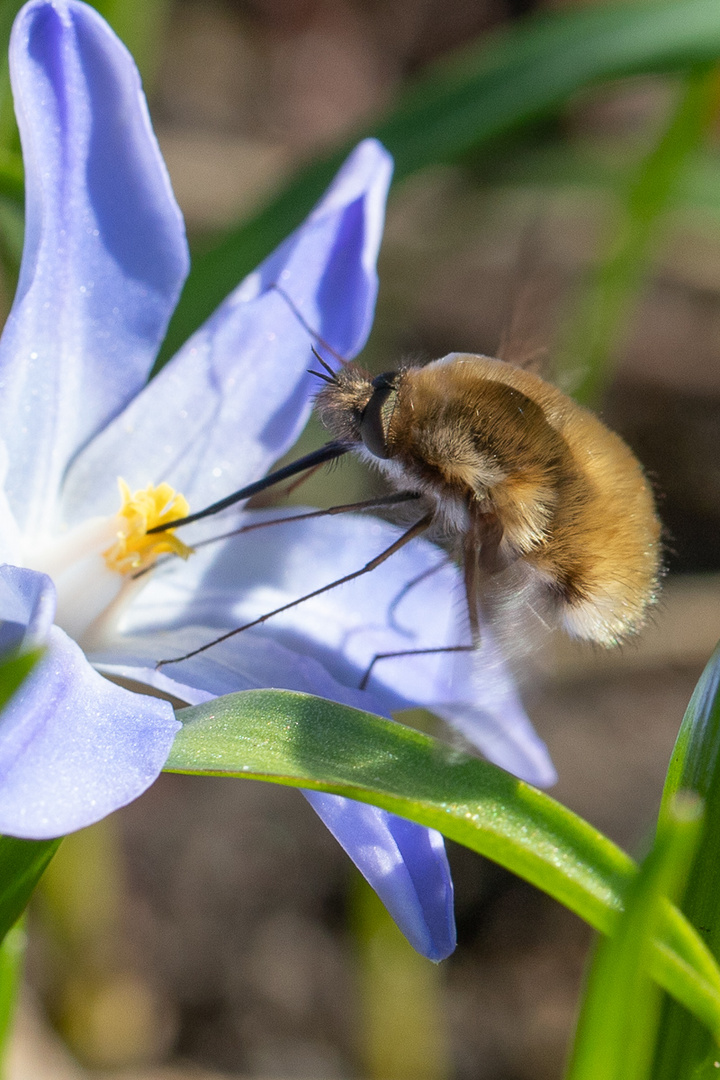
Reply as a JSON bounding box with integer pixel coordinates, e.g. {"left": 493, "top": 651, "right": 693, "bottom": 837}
{"left": 103, "top": 479, "right": 193, "bottom": 574}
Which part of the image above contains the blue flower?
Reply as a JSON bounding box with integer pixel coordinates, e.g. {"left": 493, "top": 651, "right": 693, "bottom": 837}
{"left": 0, "top": 0, "right": 555, "bottom": 962}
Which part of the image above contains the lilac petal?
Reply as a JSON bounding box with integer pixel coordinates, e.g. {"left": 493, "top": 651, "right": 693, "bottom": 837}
{"left": 304, "top": 791, "right": 455, "bottom": 961}
{"left": 89, "top": 625, "right": 391, "bottom": 717}
{"left": 0, "top": 629, "right": 180, "bottom": 840}
{"left": 433, "top": 703, "right": 556, "bottom": 787}
{"left": 89, "top": 627, "right": 455, "bottom": 961}
{"left": 112, "top": 511, "right": 556, "bottom": 785}
{"left": 61, "top": 139, "right": 392, "bottom": 523}
{"left": 0, "top": 563, "right": 56, "bottom": 652}
{"left": 1, "top": 0, "right": 188, "bottom": 533}
{"left": 0, "top": 563, "right": 180, "bottom": 839}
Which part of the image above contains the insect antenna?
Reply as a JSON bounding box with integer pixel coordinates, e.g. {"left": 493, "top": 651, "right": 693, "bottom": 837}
{"left": 307, "top": 367, "right": 335, "bottom": 385}
{"left": 155, "top": 511, "right": 434, "bottom": 668}
{"left": 147, "top": 440, "right": 350, "bottom": 533}
{"left": 307, "top": 347, "right": 338, "bottom": 385}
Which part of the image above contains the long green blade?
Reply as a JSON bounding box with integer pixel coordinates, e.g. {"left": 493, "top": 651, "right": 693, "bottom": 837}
{"left": 165, "top": 689, "right": 720, "bottom": 1035}
{"left": 0, "top": 920, "right": 25, "bottom": 1079}
{"left": 0, "top": 836, "right": 60, "bottom": 944}
{"left": 0, "top": 649, "right": 38, "bottom": 713}
{"left": 653, "top": 643, "right": 720, "bottom": 1079}
{"left": 556, "top": 65, "right": 720, "bottom": 404}
{"left": 158, "top": 0, "right": 720, "bottom": 365}
{"left": 566, "top": 794, "right": 703, "bottom": 1080}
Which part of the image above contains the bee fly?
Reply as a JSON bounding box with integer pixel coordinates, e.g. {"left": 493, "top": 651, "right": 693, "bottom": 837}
{"left": 149, "top": 347, "right": 661, "bottom": 671}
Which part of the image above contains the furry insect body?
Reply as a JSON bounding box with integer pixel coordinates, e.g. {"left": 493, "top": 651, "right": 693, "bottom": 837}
{"left": 316, "top": 352, "right": 662, "bottom": 647}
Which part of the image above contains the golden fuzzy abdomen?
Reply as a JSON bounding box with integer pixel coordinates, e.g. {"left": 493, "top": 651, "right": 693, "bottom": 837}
{"left": 394, "top": 355, "right": 662, "bottom": 645}
{"left": 540, "top": 404, "right": 662, "bottom": 644}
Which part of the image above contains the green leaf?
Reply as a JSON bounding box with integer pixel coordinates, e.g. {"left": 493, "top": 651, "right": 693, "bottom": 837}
{"left": 352, "top": 875, "right": 451, "bottom": 1080}
{"left": 0, "top": 0, "right": 25, "bottom": 294}
{"left": 566, "top": 793, "right": 703, "bottom": 1080}
{"left": 0, "top": 649, "right": 39, "bottom": 713}
{"left": 91, "top": 0, "right": 172, "bottom": 90}
{"left": 0, "top": 836, "right": 60, "bottom": 945}
{"left": 466, "top": 138, "right": 720, "bottom": 229}
{"left": 555, "top": 65, "right": 720, "bottom": 404}
{"left": 158, "top": 0, "right": 720, "bottom": 367}
{"left": 653, "top": 643, "right": 720, "bottom": 1079}
{"left": 0, "top": 920, "right": 25, "bottom": 1078}
{"left": 166, "top": 689, "right": 720, "bottom": 1035}
{"left": 0, "top": 0, "right": 25, "bottom": 157}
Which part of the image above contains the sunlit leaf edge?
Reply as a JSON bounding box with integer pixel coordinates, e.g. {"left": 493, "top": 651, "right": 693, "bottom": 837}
{"left": 566, "top": 794, "right": 703, "bottom": 1080}
{"left": 165, "top": 688, "right": 720, "bottom": 1037}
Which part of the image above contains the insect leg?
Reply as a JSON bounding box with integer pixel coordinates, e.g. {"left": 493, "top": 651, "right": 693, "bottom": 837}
{"left": 358, "top": 645, "right": 474, "bottom": 691}
{"left": 155, "top": 511, "right": 434, "bottom": 668}
{"left": 463, "top": 528, "right": 481, "bottom": 644}
{"left": 134, "top": 493, "right": 423, "bottom": 582}
{"left": 387, "top": 560, "right": 451, "bottom": 633}
{"left": 463, "top": 508, "right": 506, "bottom": 643}
{"left": 191, "top": 491, "right": 422, "bottom": 550}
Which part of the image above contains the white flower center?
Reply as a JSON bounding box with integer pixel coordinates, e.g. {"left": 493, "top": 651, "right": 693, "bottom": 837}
{"left": 24, "top": 479, "right": 192, "bottom": 649}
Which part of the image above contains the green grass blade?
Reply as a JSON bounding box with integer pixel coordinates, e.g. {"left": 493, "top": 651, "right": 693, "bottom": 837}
{"left": 158, "top": 0, "right": 720, "bottom": 366}
{"left": 0, "top": 0, "right": 24, "bottom": 156}
{"left": 352, "top": 875, "right": 451, "bottom": 1080}
{"left": 0, "top": 836, "right": 60, "bottom": 944}
{"left": 0, "top": 649, "right": 39, "bottom": 713}
{"left": 0, "top": 925, "right": 22, "bottom": 1047}
{"left": 566, "top": 794, "right": 703, "bottom": 1080}
{"left": 165, "top": 689, "right": 720, "bottom": 1035}
{"left": 653, "top": 643, "right": 720, "bottom": 1079}
{"left": 92, "top": 0, "right": 172, "bottom": 90}
{"left": 0, "top": 919, "right": 25, "bottom": 1080}
{"left": 465, "top": 139, "right": 720, "bottom": 230}
{"left": 556, "top": 66, "right": 720, "bottom": 404}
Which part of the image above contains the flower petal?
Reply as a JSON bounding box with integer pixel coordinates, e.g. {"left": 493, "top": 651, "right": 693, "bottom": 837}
{"left": 304, "top": 791, "right": 455, "bottom": 961}
{"left": 61, "top": 139, "right": 392, "bottom": 522}
{"left": 0, "top": 565, "right": 180, "bottom": 840}
{"left": 1, "top": 0, "right": 188, "bottom": 533}
{"left": 0, "top": 563, "right": 56, "bottom": 652}
{"left": 89, "top": 625, "right": 392, "bottom": 715}
{"left": 110, "top": 510, "right": 556, "bottom": 785}
{"left": 89, "top": 625, "right": 455, "bottom": 961}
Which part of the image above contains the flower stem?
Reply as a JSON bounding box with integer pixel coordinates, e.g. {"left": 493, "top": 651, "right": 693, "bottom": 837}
{"left": 0, "top": 918, "right": 26, "bottom": 1080}
{"left": 351, "top": 873, "right": 452, "bottom": 1080}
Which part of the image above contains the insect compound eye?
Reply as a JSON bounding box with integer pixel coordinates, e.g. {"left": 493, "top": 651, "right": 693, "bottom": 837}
{"left": 359, "top": 372, "right": 399, "bottom": 459}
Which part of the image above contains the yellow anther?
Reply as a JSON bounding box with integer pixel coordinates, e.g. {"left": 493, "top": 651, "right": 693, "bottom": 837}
{"left": 103, "top": 479, "right": 194, "bottom": 574}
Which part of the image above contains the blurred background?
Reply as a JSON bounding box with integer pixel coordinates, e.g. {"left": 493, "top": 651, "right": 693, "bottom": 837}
{"left": 4, "top": 0, "right": 720, "bottom": 1077}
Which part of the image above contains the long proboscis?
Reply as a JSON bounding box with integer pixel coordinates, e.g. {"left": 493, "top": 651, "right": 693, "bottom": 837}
{"left": 147, "top": 440, "right": 349, "bottom": 533}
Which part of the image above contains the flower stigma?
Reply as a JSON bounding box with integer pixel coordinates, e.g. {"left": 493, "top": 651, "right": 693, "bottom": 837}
{"left": 103, "top": 479, "right": 193, "bottom": 574}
